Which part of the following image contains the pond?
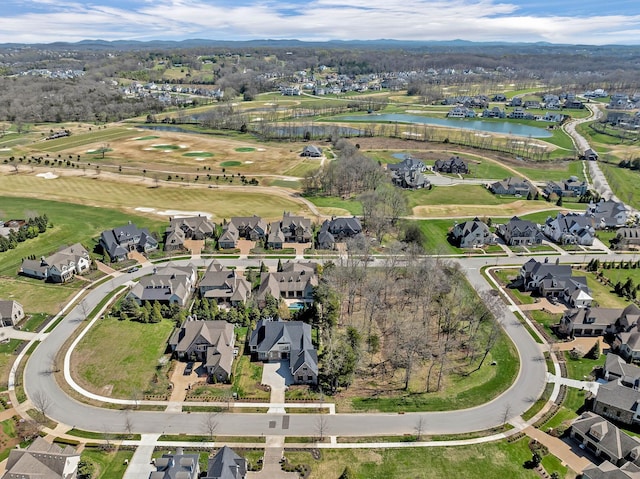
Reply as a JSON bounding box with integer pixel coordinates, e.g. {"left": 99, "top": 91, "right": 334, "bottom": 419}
{"left": 336, "top": 113, "right": 554, "bottom": 138}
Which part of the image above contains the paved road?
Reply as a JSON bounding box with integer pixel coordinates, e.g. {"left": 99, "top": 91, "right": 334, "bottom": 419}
{"left": 21, "top": 253, "right": 629, "bottom": 437}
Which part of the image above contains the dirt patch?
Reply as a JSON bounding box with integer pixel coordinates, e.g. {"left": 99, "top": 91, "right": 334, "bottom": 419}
{"left": 411, "top": 201, "right": 557, "bottom": 218}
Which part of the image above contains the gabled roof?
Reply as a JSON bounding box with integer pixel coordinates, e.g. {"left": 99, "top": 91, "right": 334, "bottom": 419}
{"left": 572, "top": 412, "right": 640, "bottom": 462}
{"left": 4, "top": 437, "right": 79, "bottom": 479}
{"left": 205, "top": 446, "right": 247, "bottom": 479}
{"left": 595, "top": 381, "right": 640, "bottom": 419}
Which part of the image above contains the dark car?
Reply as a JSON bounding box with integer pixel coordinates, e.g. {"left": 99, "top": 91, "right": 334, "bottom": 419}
{"left": 184, "top": 362, "right": 194, "bottom": 375}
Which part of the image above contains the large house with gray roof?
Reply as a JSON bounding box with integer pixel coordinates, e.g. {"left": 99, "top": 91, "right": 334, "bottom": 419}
{"left": 587, "top": 199, "right": 628, "bottom": 229}
{"left": 3, "top": 437, "right": 80, "bottom": 479}
{"left": 433, "top": 156, "right": 469, "bottom": 174}
{"left": 249, "top": 318, "right": 318, "bottom": 384}
{"left": 519, "top": 258, "right": 592, "bottom": 307}
{"left": 199, "top": 261, "right": 251, "bottom": 306}
{"left": 150, "top": 447, "right": 200, "bottom": 479}
{"left": 593, "top": 381, "right": 640, "bottom": 427}
{"left": 164, "top": 215, "right": 215, "bottom": 251}
{"left": 99, "top": 223, "right": 158, "bottom": 261}
{"left": 20, "top": 243, "right": 90, "bottom": 283}
{"left": 317, "top": 217, "right": 362, "bottom": 250}
{"left": 256, "top": 269, "right": 318, "bottom": 303}
{"left": 489, "top": 177, "right": 534, "bottom": 197}
{"left": 542, "top": 176, "right": 588, "bottom": 198}
{"left": 169, "top": 320, "right": 235, "bottom": 382}
{"left": 496, "top": 216, "right": 544, "bottom": 246}
{"left": 204, "top": 446, "right": 247, "bottom": 479}
{"left": 127, "top": 263, "right": 196, "bottom": 307}
{"left": 450, "top": 218, "right": 495, "bottom": 248}
{"left": 543, "top": 212, "right": 595, "bottom": 246}
{"left": 558, "top": 307, "right": 625, "bottom": 338}
{"left": 613, "top": 227, "right": 640, "bottom": 250}
{"left": 219, "top": 216, "right": 267, "bottom": 249}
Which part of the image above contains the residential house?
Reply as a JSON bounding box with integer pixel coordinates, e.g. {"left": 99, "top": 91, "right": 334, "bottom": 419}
{"left": 492, "top": 94, "right": 507, "bottom": 102}
{"left": 507, "top": 107, "right": 534, "bottom": 120}
{"left": 603, "top": 354, "right": 640, "bottom": 387}
{"left": 482, "top": 106, "right": 506, "bottom": 118}
{"left": 433, "top": 156, "right": 469, "bottom": 174}
{"left": 583, "top": 148, "right": 599, "bottom": 161}
{"left": 489, "top": 177, "right": 534, "bottom": 197}
{"left": 267, "top": 221, "right": 286, "bottom": 249}
{"left": 20, "top": 243, "right": 90, "bottom": 283}
{"left": 204, "top": 446, "right": 247, "bottom": 479}
{"left": 3, "top": 437, "right": 80, "bottom": 479}
{"left": 387, "top": 157, "right": 426, "bottom": 173}
{"left": 169, "top": 320, "right": 235, "bottom": 382}
{"left": 524, "top": 100, "right": 541, "bottom": 109}
{"left": 228, "top": 216, "right": 268, "bottom": 242}
{"left": 164, "top": 215, "right": 215, "bottom": 251}
{"left": 449, "top": 218, "right": 495, "bottom": 249}
{"left": 593, "top": 381, "right": 640, "bottom": 427}
{"left": 150, "top": 447, "right": 200, "bottom": 479}
{"left": 564, "top": 98, "right": 585, "bottom": 109}
{"left": 301, "top": 145, "right": 322, "bottom": 157}
{"left": 518, "top": 258, "right": 592, "bottom": 306}
{"left": 446, "top": 106, "right": 476, "bottom": 118}
{"left": 582, "top": 460, "right": 640, "bottom": 479}
{"left": 249, "top": 318, "right": 318, "bottom": 384}
{"left": 558, "top": 307, "right": 623, "bottom": 337}
{"left": 543, "top": 212, "right": 595, "bottom": 246}
{"left": 199, "top": 261, "right": 251, "bottom": 306}
{"left": 496, "top": 216, "right": 544, "bottom": 246}
{"left": 256, "top": 269, "right": 318, "bottom": 302}
{"left": 613, "top": 227, "right": 640, "bottom": 250}
{"left": 0, "top": 300, "right": 24, "bottom": 327}
{"left": 316, "top": 217, "right": 362, "bottom": 250}
{"left": 127, "top": 263, "right": 196, "bottom": 307}
{"left": 218, "top": 222, "right": 239, "bottom": 249}
{"left": 274, "top": 212, "right": 313, "bottom": 244}
{"left": 508, "top": 97, "right": 523, "bottom": 107}
{"left": 587, "top": 200, "right": 628, "bottom": 229}
{"left": 542, "top": 176, "right": 588, "bottom": 198}
{"left": 391, "top": 169, "right": 429, "bottom": 189}
{"left": 99, "top": 223, "right": 158, "bottom": 261}
{"left": 541, "top": 111, "right": 564, "bottom": 122}
{"left": 570, "top": 412, "right": 640, "bottom": 466}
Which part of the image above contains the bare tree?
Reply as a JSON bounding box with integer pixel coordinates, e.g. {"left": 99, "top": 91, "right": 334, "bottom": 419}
{"left": 501, "top": 403, "right": 513, "bottom": 429}
{"left": 315, "top": 415, "right": 329, "bottom": 442}
{"left": 414, "top": 416, "right": 426, "bottom": 441}
{"left": 202, "top": 412, "right": 218, "bottom": 441}
{"left": 48, "top": 351, "right": 60, "bottom": 374}
{"left": 31, "top": 390, "right": 52, "bottom": 423}
{"left": 122, "top": 410, "right": 134, "bottom": 437}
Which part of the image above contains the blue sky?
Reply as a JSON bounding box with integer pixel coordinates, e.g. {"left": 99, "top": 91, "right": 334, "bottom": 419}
{"left": 0, "top": 0, "right": 639, "bottom": 45}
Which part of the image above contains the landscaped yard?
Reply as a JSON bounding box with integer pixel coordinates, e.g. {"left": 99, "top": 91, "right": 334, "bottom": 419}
{"left": 284, "top": 437, "right": 568, "bottom": 478}
{"left": 584, "top": 272, "right": 630, "bottom": 308}
{"left": 80, "top": 448, "right": 135, "bottom": 479}
{"left": 0, "top": 277, "right": 79, "bottom": 315}
{"left": 71, "top": 315, "right": 175, "bottom": 398}
{"left": 564, "top": 349, "right": 605, "bottom": 380}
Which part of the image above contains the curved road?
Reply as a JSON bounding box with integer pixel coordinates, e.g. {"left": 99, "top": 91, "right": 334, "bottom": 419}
{"left": 24, "top": 255, "right": 550, "bottom": 437}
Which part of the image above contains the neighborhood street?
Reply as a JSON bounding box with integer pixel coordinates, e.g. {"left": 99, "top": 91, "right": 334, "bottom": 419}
{"left": 18, "top": 252, "right": 629, "bottom": 438}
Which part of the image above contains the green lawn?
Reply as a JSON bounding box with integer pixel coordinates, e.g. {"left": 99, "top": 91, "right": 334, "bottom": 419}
{"left": 528, "top": 310, "right": 561, "bottom": 337}
{"left": 409, "top": 219, "right": 462, "bottom": 255}
{"left": 600, "top": 266, "right": 640, "bottom": 287}
{"left": 0, "top": 339, "right": 23, "bottom": 391}
{"left": 405, "top": 185, "right": 530, "bottom": 209}
{"left": 284, "top": 161, "right": 321, "bottom": 178}
{"left": 599, "top": 162, "right": 640, "bottom": 210}
{"left": 304, "top": 196, "right": 363, "bottom": 216}
{"left": 584, "top": 272, "right": 630, "bottom": 308}
{"left": 80, "top": 448, "right": 135, "bottom": 479}
{"left": 72, "top": 316, "right": 175, "bottom": 398}
{"left": 0, "top": 278, "right": 79, "bottom": 314}
{"left": 512, "top": 160, "right": 585, "bottom": 182}
{"left": 564, "top": 350, "right": 606, "bottom": 380}
{"left": 0, "top": 196, "right": 165, "bottom": 277}
{"left": 284, "top": 437, "right": 566, "bottom": 478}
{"left": 34, "top": 128, "right": 138, "bottom": 153}
{"left": 464, "top": 160, "right": 513, "bottom": 179}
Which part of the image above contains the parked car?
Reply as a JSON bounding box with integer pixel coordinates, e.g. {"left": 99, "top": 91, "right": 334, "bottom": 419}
{"left": 127, "top": 266, "right": 140, "bottom": 273}
{"left": 184, "top": 362, "right": 194, "bottom": 375}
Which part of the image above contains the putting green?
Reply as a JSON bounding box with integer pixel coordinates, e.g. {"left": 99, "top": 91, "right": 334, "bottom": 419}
{"left": 183, "top": 152, "right": 214, "bottom": 157}
{"left": 220, "top": 161, "right": 242, "bottom": 167}
{"left": 152, "top": 144, "right": 182, "bottom": 150}
{"left": 235, "top": 147, "right": 256, "bottom": 152}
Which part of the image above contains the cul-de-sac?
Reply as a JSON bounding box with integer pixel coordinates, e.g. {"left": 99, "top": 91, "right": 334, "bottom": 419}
{"left": 0, "top": 39, "right": 640, "bottom": 479}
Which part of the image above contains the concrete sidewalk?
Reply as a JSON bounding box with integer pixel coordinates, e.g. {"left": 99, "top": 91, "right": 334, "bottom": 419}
{"left": 123, "top": 434, "right": 160, "bottom": 479}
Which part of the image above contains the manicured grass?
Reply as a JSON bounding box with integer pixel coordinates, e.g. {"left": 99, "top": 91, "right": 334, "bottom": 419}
{"left": 235, "top": 147, "right": 256, "bottom": 152}
{"left": 67, "top": 428, "right": 140, "bottom": 440}
{"left": 183, "top": 151, "right": 214, "bottom": 157}
{"left": 268, "top": 179, "right": 301, "bottom": 189}
{"left": 0, "top": 177, "right": 313, "bottom": 224}
{"left": 528, "top": 310, "right": 561, "bottom": 337}
{"left": 0, "top": 278, "right": 78, "bottom": 314}
{"left": 72, "top": 316, "right": 175, "bottom": 398}
{"left": 0, "top": 339, "right": 23, "bottom": 391}
{"left": 599, "top": 162, "right": 640, "bottom": 210}
{"left": 152, "top": 144, "right": 182, "bottom": 150}
{"left": 283, "top": 161, "right": 321, "bottom": 178}
{"left": 512, "top": 160, "right": 585, "bottom": 182}
{"left": 584, "top": 272, "right": 630, "bottom": 308}
{"left": 232, "top": 356, "right": 269, "bottom": 400}
{"left": 405, "top": 185, "right": 522, "bottom": 209}
{"left": 284, "top": 438, "right": 562, "bottom": 478}
{"left": 220, "top": 161, "right": 242, "bottom": 167}
{"left": 464, "top": 160, "right": 513, "bottom": 179}
{"left": 304, "top": 196, "right": 363, "bottom": 216}
{"left": 600, "top": 267, "right": 640, "bottom": 286}
{"left": 564, "top": 350, "right": 606, "bottom": 380}
{"left": 34, "top": 128, "right": 137, "bottom": 153}
{"left": 351, "top": 329, "right": 518, "bottom": 412}
{"left": 409, "top": 219, "right": 462, "bottom": 255}
{"left": 0, "top": 196, "right": 164, "bottom": 277}
{"left": 81, "top": 448, "right": 134, "bottom": 479}
{"left": 19, "top": 313, "right": 49, "bottom": 332}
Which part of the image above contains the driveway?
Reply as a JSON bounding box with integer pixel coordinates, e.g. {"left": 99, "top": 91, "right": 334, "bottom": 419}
{"left": 262, "top": 361, "right": 293, "bottom": 412}
{"left": 236, "top": 239, "right": 255, "bottom": 256}
{"left": 519, "top": 297, "right": 566, "bottom": 314}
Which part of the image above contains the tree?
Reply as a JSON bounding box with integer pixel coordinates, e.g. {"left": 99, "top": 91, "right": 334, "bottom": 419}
{"left": 414, "top": 416, "right": 426, "bottom": 441}
{"left": 316, "top": 415, "right": 329, "bottom": 441}
{"left": 556, "top": 196, "right": 563, "bottom": 207}
{"left": 202, "top": 412, "right": 218, "bottom": 441}
{"left": 31, "top": 390, "right": 52, "bottom": 424}
{"left": 339, "top": 466, "right": 355, "bottom": 479}
{"left": 585, "top": 340, "right": 601, "bottom": 360}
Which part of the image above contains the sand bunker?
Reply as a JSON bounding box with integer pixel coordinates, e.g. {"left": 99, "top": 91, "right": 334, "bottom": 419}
{"left": 86, "top": 149, "right": 97, "bottom": 153}
{"left": 256, "top": 148, "right": 266, "bottom": 151}
{"left": 0, "top": 148, "right": 11, "bottom": 152}
{"left": 135, "top": 207, "right": 212, "bottom": 219}
{"left": 244, "top": 161, "right": 254, "bottom": 164}
{"left": 36, "top": 172, "right": 59, "bottom": 180}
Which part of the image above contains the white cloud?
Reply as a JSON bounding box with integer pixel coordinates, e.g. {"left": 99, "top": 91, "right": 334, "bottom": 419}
{"left": 0, "top": 0, "right": 638, "bottom": 44}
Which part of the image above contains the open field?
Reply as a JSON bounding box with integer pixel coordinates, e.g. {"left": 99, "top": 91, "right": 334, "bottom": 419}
{"left": 0, "top": 173, "right": 315, "bottom": 223}
{"left": 33, "top": 127, "right": 139, "bottom": 153}
{"left": 0, "top": 277, "right": 78, "bottom": 314}
{"left": 71, "top": 315, "right": 175, "bottom": 398}
{"left": 284, "top": 437, "right": 568, "bottom": 478}
{"left": 599, "top": 162, "right": 640, "bottom": 210}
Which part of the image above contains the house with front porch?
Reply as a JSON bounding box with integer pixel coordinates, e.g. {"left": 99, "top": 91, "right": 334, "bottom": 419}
{"left": 127, "top": 263, "right": 196, "bottom": 307}
{"left": 496, "top": 216, "right": 544, "bottom": 246}
{"left": 20, "top": 243, "right": 90, "bottom": 283}
{"left": 489, "top": 177, "right": 534, "bottom": 196}
{"left": 248, "top": 318, "right": 318, "bottom": 385}
{"left": 543, "top": 212, "right": 595, "bottom": 246}
{"left": 227, "top": 216, "right": 267, "bottom": 242}
{"left": 198, "top": 261, "right": 251, "bottom": 306}
{"left": 518, "top": 258, "right": 592, "bottom": 306}
{"left": 204, "top": 446, "right": 247, "bottom": 479}
{"left": 316, "top": 217, "right": 362, "bottom": 250}
{"left": 587, "top": 199, "right": 628, "bottom": 229}
{"left": 450, "top": 218, "right": 495, "bottom": 248}
{"left": 593, "top": 381, "right": 640, "bottom": 427}
{"left": 256, "top": 269, "right": 318, "bottom": 303}
{"left": 433, "top": 156, "right": 469, "bottom": 174}
{"left": 558, "top": 307, "right": 622, "bottom": 337}
{"left": 613, "top": 227, "right": 640, "bottom": 250}
{"left": 169, "top": 320, "right": 235, "bottom": 382}
{"left": 150, "top": 447, "right": 200, "bottom": 479}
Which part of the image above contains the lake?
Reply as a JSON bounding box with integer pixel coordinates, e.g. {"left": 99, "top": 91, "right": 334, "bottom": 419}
{"left": 337, "top": 113, "right": 554, "bottom": 138}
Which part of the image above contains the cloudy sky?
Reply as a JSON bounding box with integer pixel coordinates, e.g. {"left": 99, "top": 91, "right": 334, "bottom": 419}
{"left": 0, "top": 0, "right": 638, "bottom": 45}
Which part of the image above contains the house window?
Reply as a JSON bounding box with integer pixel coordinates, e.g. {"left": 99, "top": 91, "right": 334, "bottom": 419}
{"left": 307, "top": 376, "right": 313, "bottom": 381}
